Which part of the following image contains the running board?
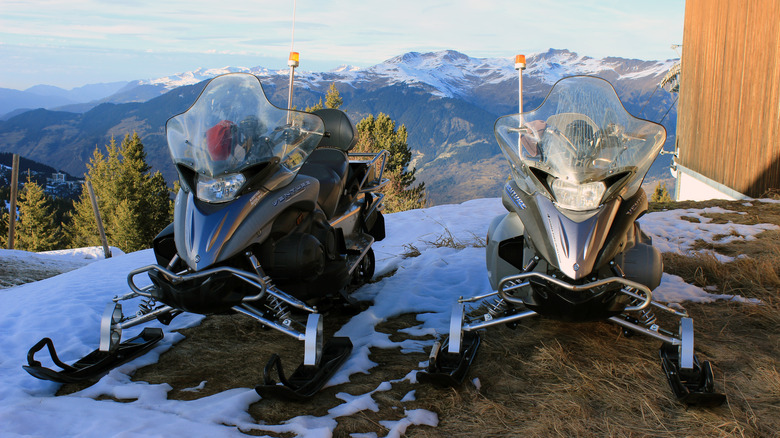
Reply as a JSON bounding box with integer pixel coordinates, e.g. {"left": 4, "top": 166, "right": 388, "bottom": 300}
{"left": 23, "top": 328, "right": 164, "bottom": 384}
{"left": 255, "top": 337, "right": 353, "bottom": 400}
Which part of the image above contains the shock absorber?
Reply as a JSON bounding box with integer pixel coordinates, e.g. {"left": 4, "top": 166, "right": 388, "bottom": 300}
{"left": 263, "top": 278, "right": 292, "bottom": 325}
{"left": 136, "top": 297, "right": 157, "bottom": 317}
{"left": 637, "top": 307, "right": 658, "bottom": 327}
{"left": 265, "top": 296, "right": 291, "bottom": 321}
{"left": 486, "top": 297, "right": 507, "bottom": 320}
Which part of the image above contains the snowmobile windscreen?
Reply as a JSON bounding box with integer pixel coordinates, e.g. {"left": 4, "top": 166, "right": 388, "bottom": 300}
{"left": 166, "top": 73, "right": 325, "bottom": 178}
{"left": 494, "top": 76, "right": 665, "bottom": 202}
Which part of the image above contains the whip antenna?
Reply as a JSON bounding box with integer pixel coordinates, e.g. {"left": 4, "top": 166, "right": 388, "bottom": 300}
{"left": 286, "top": 0, "right": 299, "bottom": 120}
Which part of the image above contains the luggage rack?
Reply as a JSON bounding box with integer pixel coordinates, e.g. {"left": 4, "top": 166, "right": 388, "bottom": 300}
{"left": 349, "top": 150, "right": 390, "bottom": 193}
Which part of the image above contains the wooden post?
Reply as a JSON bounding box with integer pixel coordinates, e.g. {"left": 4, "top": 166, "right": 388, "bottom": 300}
{"left": 86, "top": 180, "right": 111, "bottom": 259}
{"left": 7, "top": 154, "right": 19, "bottom": 249}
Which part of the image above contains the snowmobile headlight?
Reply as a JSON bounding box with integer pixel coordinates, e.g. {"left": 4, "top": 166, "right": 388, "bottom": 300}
{"left": 196, "top": 173, "right": 246, "bottom": 203}
{"left": 551, "top": 179, "right": 606, "bottom": 211}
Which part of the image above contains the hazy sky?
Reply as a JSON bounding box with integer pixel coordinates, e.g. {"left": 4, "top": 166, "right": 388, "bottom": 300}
{"left": 0, "top": 0, "right": 685, "bottom": 90}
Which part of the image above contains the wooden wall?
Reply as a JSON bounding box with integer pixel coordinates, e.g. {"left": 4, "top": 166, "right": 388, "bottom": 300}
{"left": 677, "top": 0, "right": 780, "bottom": 197}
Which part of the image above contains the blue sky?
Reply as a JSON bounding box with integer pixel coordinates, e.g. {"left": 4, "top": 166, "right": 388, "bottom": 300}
{"left": 0, "top": 0, "right": 684, "bottom": 90}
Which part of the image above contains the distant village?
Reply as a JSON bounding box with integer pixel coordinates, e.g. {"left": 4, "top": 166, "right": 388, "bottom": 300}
{"left": 0, "top": 162, "right": 83, "bottom": 201}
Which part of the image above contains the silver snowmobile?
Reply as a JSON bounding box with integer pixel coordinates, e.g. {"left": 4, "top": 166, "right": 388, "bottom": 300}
{"left": 420, "top": 75, "right": 725, "bottom": 406}
{"left": 24, "top": 73, "right": 388, "bottom": 399}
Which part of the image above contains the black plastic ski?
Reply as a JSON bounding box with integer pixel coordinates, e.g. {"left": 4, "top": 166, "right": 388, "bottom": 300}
{"left": 23, "top": 327, "right": 164, "bottom": 384}
{"left": 255, "top": 337, "right": 353, "bottom": 400}
{"left": 659, "top": 343, "right": 726, "bottom": 407}
{"left": 417, "top": 332, "right": 481, "bottom": 387}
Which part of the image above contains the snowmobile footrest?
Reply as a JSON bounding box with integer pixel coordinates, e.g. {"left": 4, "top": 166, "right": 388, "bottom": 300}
{"left": 418, "top": 332, "right": 481, "bottom": 387}
{"left": 659, "top": 343, "right": 726, "bottom": 407}
{"left": 255, "top": 337, "right": 353, "bottom": 400}
{"left": 23, "top": 327, "right": 164, "bottom": 384}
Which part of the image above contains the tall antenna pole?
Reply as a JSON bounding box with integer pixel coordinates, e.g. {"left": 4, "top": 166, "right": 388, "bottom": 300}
{"left": 515, "top": 54, "right": 526, "bottom": 121}
{"left": 515, "top": 55, "right": 527, "bottom": 155}
{"left": 286, "top": 0, "right": 299, "bottom": 122}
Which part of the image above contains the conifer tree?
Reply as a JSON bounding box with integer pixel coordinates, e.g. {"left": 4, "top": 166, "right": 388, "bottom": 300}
{"left": 305, "top": 83, "right": 343, "bottom": 112}
{"left": 305, "top": 99, "right": 324, "bottom": 112}
{"left": 651, "top": 182, "right": 673, "bottom": 203}
{"left": 15, "top": 177, "right": 63, "bottom": 251}
{"left": 0, "top": 205, "right": 8, "bottom": 248}
{"left": 355, "top": 113, "right": 426, "bottom": 212}
{"left": 324, "top": 83, "right": 343, "bottom": 109}
{"left": 67, "top": 140, "right": 119, "bottom": 249}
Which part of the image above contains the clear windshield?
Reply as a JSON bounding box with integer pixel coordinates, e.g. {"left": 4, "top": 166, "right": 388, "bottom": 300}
{"left": 495, "top": 76, "right": 665, "bottom": 199}
{"left": 166, "top": 73, "right": 324, "bottom": 178}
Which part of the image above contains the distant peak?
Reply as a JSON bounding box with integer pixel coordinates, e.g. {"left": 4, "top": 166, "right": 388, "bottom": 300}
{"left": 331, "top": 64, "right": 361, "bottom": 73}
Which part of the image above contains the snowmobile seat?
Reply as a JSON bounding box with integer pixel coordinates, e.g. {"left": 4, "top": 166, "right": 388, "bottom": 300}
{"left": 299, "top": 147, "right": 349, "bottom": 219}
{"left": 313, "top": 108, "right": 357, "bottom": 152}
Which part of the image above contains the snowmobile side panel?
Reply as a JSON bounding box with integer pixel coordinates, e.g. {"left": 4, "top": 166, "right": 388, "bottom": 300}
{"left": 23, "top": 328, "right": 164, "bottom": 384}
{"left": 255, "top": 337, "right": 353, "bottom": 400}
{"left": 486, "top": 211, "right": 525, "bottom": 290}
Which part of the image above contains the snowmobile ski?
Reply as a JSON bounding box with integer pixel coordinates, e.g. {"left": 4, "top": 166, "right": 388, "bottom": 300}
{"left": 255, "top": 337, "right": 353, "bottom": 400}
{"left": 417, "top": 331, "right": 481, "bottom": 387}
{"left": 659, "top": 343, "right": 726, "bottom": 407}
{"left": 23, "top": 327, "right": 164, "bottom": 384}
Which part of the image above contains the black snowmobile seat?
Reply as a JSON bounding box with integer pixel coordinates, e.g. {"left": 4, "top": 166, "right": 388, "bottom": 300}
{"left": 299, "top": 148, "right": 349, "bottom": 219}
{"left": 313, "top": 108, "right": 357, "bottom": 151}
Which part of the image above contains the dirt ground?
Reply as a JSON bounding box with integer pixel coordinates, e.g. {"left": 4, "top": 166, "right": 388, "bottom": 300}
{"left": 0, "top": 253, "right": 89, "bottom": 289}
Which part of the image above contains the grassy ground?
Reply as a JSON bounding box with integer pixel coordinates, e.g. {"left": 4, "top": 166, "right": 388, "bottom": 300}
{"left": 63, "top": 198, "right": 780, "bottom": 437}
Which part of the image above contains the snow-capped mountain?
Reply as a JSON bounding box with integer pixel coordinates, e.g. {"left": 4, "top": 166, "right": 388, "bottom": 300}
{"left": 119, "top": 49, "right": 675, "bottom": 103}
{"left": 0, "top": 49, "right": 679, "bottom": 204}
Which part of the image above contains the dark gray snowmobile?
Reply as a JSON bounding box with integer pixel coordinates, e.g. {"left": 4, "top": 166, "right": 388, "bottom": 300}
{"left": 24, "top": 73, "right": 388, "bottom": 399}
{"left": 420, "top": 73, "right": 725, "bottom": 406}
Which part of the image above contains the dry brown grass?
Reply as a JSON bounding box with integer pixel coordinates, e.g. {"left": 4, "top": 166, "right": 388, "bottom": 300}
{"left": 61, "top": 199, "right": 779, "bottom": 437}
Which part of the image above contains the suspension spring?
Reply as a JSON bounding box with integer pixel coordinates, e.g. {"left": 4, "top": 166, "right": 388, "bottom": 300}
{"left": 136, "top": 297, "right": 157, "bottom": 317}
{"left": 264, "top": 295, "right": 292, "bottom": 323}
{"left": 637, "top": 308, "right": 657, "bottom": 326}
{"left": 487, "top": 297, "right": 508, "bottom": 319}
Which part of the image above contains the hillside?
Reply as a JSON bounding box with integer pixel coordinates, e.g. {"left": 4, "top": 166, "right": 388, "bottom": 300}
{"left": 0, "top": 49, "right": 678, "bottom": 205}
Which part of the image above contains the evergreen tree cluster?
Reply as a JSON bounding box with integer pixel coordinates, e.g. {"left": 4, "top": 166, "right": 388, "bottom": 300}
{"left": 68, "top": 133, "right": 172, "bottom": 253}
{"left": 3, "top": 133, "right": 172, "bottom": 253}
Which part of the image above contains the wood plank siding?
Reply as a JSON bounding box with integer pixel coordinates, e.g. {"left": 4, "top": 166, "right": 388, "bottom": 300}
{"left": 677, "top": 0, "right": 780, "bottom": 197}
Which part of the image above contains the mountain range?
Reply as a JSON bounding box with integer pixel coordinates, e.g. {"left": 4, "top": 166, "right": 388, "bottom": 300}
{"left": 0, "top": 49, "right": 678, "bottom": 205}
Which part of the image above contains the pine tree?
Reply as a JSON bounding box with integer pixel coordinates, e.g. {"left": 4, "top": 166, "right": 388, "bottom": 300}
{"left": 305, "top": 98, "right": 324, "bottom": 112}
{"left": 355, "top": 113, "right": 426, "bottom": 212}
{"left": 15, "top": 177, "right": 63, "bottom": 251}
{"left": 324, "top": 83, "right": 343, "bottom": 109}
{"left": 651, "top": 182, "right": 673, "bottom": 203}
{"left": 305, "top": 83, "right": 343, "bottom": 112}
{"left": 0, "top": 205, "right": 8, "bottom": 248}
{"left": 67, "top": 140, "right": 119, "bottom": 249}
